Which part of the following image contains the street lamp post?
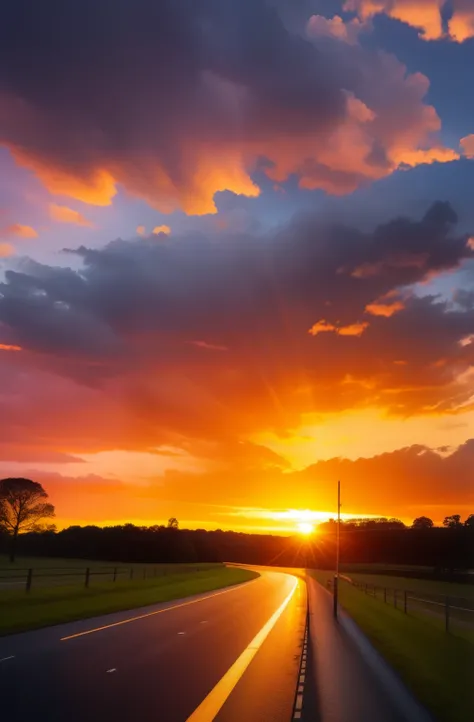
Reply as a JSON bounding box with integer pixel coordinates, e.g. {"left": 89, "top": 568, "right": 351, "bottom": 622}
{"left": 333, "top": 480, "right": 341, "bottom": 619}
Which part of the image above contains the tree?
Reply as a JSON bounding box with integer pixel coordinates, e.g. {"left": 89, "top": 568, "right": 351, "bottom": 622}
{"left": 412, "top": 516, "right": 434, "bottom": 529}
{"left": 167, "top": 517, "right": 179, "bottom": 530}
{"left": 0, "top": 478, "right": 55, "bottom": 561}
{"left": 464, "top": 514, "right": 474, "bottom": 529}
{"left": 442, "top": 514, "right": 462, "bottom": 529}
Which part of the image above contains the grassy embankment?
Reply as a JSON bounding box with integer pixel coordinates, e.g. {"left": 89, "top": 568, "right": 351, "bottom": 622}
{"left": 0, "top": 561, "right": 258, "bottom": 636}
{"left": 310, "top": 570, "right": 474, "bottom": 722}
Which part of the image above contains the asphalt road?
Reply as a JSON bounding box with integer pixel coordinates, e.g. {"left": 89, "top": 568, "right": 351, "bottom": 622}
{"left": 0, "top": 571, "right": 306, "bottom": 722}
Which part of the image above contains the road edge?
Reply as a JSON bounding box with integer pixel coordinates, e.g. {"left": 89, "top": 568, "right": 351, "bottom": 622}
{"left": 338, "top": 611, "right": 435, "bottom": 722}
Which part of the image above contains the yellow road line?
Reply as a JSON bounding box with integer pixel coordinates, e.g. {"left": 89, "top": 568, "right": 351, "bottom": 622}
{"left": 186, "top": 576, "right": 298, "bottom": 722}
{"left": 60, "top": 578, "right": 258, "bottom": 641}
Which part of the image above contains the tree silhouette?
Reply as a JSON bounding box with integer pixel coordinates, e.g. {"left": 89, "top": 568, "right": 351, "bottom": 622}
{"left": 412, "top": 516, "right": 434, "bottom": 529}
{"left": 0, "top": 478, "right": 55, "bottom": 561}
{"left": 442, "top": 514, "right": 462, "bottom": 528}
{"left": 167, "top": 517, "right": 179, "bottom": 530}
{"left": 464, "top": 514, "right": 474, "bottom": 529}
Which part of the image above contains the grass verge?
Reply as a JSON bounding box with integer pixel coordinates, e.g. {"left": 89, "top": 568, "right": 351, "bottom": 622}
{"left": 310, "top": 570, "right": 474, "bottom": 722}
{"left": 342, "top": 571, "right": 474, "bottom": 601}
{"left": 0, "top": 566, "right": 258, "bottom": 636}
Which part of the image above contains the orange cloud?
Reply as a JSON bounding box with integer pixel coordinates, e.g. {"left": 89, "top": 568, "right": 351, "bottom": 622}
{"left": 136, "top": 225, "right": 146, "bottom": 236}
{"left": 365, "top": 300, "right": 405, "bottom": 317}
{"left": 309, "top": 320, "right": 369, "bottom": 337}
{"left": 449, "top": 2, "right": 474, "bottom": 42}
{"left": 308, "top": 320, "right": 337, "bottom": 336}
{"left": 0, "top": 343, "right": 22, "bottom": 352}
{"left": 344, "top": 0, "right": 444, "bottom": 39}
{"left": 338, "top": 321, "right": 369, "bottom": 336}
{"left": 0, "top": 223, "right": 38, "bottom": 239}
{"left": 0, "top": 243, "right": 14, "bottom": 258}
{"left": 1, "top": 33, "right": 455, "bottom": 214}
{"left": 49, "top": 204, "right": 93, "bottom": 227}
{"left": 152, "top": 225, "right": 171, "bottom": 235}
{"left": 344, "top": 0, "right": 474, "bottom": 42}
{"left": 10, "top": 148, "right": 117, "bottom": 206}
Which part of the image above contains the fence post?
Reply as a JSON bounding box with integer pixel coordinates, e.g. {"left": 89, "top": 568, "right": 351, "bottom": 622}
{"left": 445, "top": 597, "right": 450, "bottom": 633}
{"left": 130, "top": 567, "right": 134, "bottom": 581}
{"left": 113, "top": 567, "right": 117, "bottom": 582}
{"left": 394, "top": 589, "right": 397, "bottom": 609}
{"left": 404, "top": 590, "right": 408, "bottom": 614}
{"left": 85, "top": 567, "right": 90, "bottom": 588}
{"left": 384, "top": 587, "right": 387, "bottom": 603}
{"left": 25, "top": 568, "right": 33, "bottom": 593}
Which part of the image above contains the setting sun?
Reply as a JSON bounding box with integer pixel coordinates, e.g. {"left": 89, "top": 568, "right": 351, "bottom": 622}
{"left": 297, "top": 521, "right": 314, "bottom": 535}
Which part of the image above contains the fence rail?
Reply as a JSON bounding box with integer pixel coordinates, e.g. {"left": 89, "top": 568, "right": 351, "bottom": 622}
{"left": 0, "top": 564, "right": 217, "bottom": 593}
{"left": 347, "top": 578, "right": 474, "bottom": 633}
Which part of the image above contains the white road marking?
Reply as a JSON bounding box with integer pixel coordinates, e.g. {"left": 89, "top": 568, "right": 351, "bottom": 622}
{"left": 295, "top": 693, "right": 303, "bottom": 710}
{"left": 293, "top": 712, "right": 301, "bottom": 719}
{"left": 61, "top": 578, "right": 258, "bottom": 641}
{"left": 178, "top": 632, "right": 186, "bottom": 635}
{"left": 186, "top": 576, "right": 298, "bottom": 722}
{"left": 0, "top": 656, "right": 15, "bottom": 663}
{"left": 106, "top": 668, "right": 116, "bottom": 673}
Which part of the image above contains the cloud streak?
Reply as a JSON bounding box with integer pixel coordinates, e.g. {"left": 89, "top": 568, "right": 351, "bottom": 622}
{"left": 49, "top": 204, "right": 93, "bottom": 227}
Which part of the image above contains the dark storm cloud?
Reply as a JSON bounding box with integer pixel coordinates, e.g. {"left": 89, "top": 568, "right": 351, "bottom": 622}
{"left": 0, "top": 202, "right": 472, "bottom": 424}
{"left": 0, "top": 0, "right": 344, "bottom": 210}
{"left": 0, "top": 201, "right": 470, "bottom": 345}
{"left": 0, "top": 0, "right": 457, "bottom": 212}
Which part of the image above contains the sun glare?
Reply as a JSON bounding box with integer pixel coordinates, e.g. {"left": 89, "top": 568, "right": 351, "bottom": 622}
{"left": 297, "top": 521, "right": 314, "bottom": 535}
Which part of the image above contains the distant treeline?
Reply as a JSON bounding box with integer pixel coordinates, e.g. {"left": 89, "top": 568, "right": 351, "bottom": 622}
{"left": 1, "top": 523, "right": 472, "bottom": 581}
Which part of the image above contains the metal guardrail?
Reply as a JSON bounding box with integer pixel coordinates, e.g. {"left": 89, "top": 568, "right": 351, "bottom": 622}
{"left": 0, "top": 564, "right": 215, "bottom": 593}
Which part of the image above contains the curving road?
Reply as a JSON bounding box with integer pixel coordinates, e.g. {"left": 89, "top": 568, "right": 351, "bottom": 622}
{"left": 0, "top": 571, "right": 306, "bottom": 722}
{"left": 0, "top": 569, "right": 430, "bottom": 721}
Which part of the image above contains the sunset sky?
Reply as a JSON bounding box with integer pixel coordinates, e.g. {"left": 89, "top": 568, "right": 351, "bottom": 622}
{"left": 0, "top": 0, "right": 473, "bottom": 534}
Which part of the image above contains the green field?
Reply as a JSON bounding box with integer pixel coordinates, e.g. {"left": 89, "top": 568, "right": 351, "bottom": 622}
{"left": 342, "top": 571, "right": 474, "bottom": 600}
{"left": 0, "top": 556, "right": 222, "bottom": 591}
{"left": 0, "top": 565, "right": 258, "bottom": 636}
{"left": 0, "top": 555, "right": 220, "bottom": 571}
{"left": 310, "top": 570, "right": 474, "bottom": 722}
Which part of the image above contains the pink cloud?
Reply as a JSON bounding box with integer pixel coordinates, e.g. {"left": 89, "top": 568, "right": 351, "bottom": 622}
{"left": 306, "top": 14, "right": 366, "bottom": 44}
{"left": 460, "top": 134, "right": 474, "bottom": 158}
{"left": 0, "top": 243, "right": 14, "bottom": 258}
{"left": 49, "top": 203, "right": 93, "bottom": 227}
{"left": 0, "top": 223, "right": 38, "bottom": 239}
